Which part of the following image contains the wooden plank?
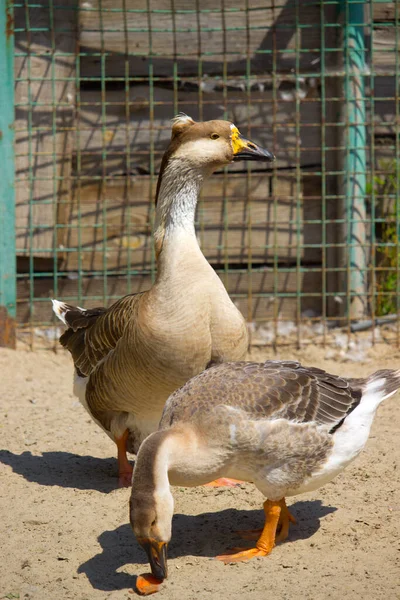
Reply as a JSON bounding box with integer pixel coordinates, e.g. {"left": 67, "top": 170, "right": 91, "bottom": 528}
{"left": 73, "top": 86, "right": 323, "bottom": 175}
{"left": 79, "top": 1, "right": 398, "bottom": 78}
{"left": 56, "top": 172, "right": 327, "bottom": 271}
{"left": 79, "top": 0, "right": 338, "bottom": 78}
{"left": 16, "top": 268, "right": 322, "bottom": 324}
{"left": 373, "top": 2, "right": 398, "bottom": 22}
{"left": 14, "top": 1, "right": 77, "bottom": 255}
{"left": 372, "top": 26, "right": 400, "bottom": 72}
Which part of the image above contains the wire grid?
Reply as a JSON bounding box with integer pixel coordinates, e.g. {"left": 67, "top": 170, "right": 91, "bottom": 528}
{"left": 12, "top": 0, "right": 400, "bottom": 348}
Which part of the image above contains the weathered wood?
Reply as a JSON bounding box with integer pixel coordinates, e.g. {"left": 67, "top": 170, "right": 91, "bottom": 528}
{"left": 72, "top": 79, "right": 398, "bottom": 178}
{"left": 78, "top": 1, "right": 397, "bottom": 78}
{"left": 79, "top": 0, "right": 338, "bottom": 78}
{"left": 14, "top": 1, "right": 78, "bottom": 255}
{"left": 372, "top": 2, "right": 398, "bottom": 22}
{"left": 16, "top": 268, "right": 322, "bottom": 324}
{"left": 73, "top": 85, "right": 323, "bottom": 175}
{"left": 55, "top": 172, "right": 327, "bottom": 271}
{"left": 372, "top": 26, "right": 400, "bottom": 72}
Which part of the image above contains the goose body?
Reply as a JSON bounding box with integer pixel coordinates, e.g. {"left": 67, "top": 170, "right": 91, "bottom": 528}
{"left": 53, "top": 116, "right": 274, "bottom": 485}
{"left": 130, "top": 360, "right": 400, "bottom": 580}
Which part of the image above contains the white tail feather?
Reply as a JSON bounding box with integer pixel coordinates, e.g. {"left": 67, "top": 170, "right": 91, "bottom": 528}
{"left": 313, "top": 369, "right": 400, "bottom": 489}
{"left": 52, "top": 299, "right": 69, "bottom": 325}
{"left": 363, "top": 369, "right": 400, "bottom": 405}
{"left": 52, "top": 299, "right": 86, "bottom": 325}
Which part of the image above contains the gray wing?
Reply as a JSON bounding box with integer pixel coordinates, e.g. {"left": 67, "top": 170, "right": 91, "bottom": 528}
{"left": 161, "top": 360, "right": 362, "bottom": 432}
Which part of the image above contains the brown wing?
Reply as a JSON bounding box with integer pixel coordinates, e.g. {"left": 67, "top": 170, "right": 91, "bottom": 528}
{"left": 59, "top": 293, "right": 144, "bottom": 377}
{"left": 161, "top": 360, "right": 362, "bottom": 431}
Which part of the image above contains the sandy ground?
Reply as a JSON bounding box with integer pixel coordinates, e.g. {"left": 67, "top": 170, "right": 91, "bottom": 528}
{"left": 1, "top": 343, "right": 400, "bottom": 600}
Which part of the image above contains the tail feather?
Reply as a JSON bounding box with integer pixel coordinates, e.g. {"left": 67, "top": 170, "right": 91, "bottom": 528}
{"left": 52, "top": 299, "right": 72, "bottom": 325}
{"left": 52, "top": 299, "right": 106, "bottom": 332}
{"left": 363, "top": 368, "right": 400, "bottom": 402}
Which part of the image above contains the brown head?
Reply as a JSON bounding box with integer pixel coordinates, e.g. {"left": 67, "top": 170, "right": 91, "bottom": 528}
{"left": 155, "top": 114, "right": 275, "bottom": 203}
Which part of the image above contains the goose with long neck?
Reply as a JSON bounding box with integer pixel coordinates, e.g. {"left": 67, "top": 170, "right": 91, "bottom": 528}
{"left": 52, "top": 115, "right": 275, "bottom": 486}
{"left": 130, "top": 360, "right": 400, "bottom": 584}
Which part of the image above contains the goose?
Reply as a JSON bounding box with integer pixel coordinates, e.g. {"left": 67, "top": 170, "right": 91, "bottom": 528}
{"left": 52, "top": 115, "right": 275, "bottom": 486}
{"left": 130, "top": 359, "right": 400, "bottom": 583}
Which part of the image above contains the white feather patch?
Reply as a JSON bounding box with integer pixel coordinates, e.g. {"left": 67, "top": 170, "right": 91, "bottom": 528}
{"left": 52, "top": 299, "right": 68, "bottom": 325}
{"left": 364, "top": 377, "right": 385, "bottom": 394}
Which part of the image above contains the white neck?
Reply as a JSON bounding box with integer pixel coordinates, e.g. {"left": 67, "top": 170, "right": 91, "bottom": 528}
{"left": 135, "top": 430, "right": 195, "bottom": 493}
{"left": 154, "top": 158, "right": 205, "bottom": 254}
{"left": 153, "top": 433, "right": 176, "bottom": 494}
{"left": 133, "top": 430, "right": 182, "bottom": 496}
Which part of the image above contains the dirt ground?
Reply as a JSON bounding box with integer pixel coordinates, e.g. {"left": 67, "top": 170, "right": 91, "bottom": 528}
{"left": 1, "top": 343, "right": 400, "bottom": 600}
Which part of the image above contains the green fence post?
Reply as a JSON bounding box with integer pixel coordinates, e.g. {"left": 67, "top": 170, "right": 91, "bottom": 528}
{"left": 0, "top": 0, "right": 16, "bottom": 348}
{"left": 339, "top": 0, "right": 368, "bottom": 321}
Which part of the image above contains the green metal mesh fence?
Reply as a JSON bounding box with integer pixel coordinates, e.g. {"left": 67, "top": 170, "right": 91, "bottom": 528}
{"left": 9, "top": 0, "right": 400, "bottom": 349}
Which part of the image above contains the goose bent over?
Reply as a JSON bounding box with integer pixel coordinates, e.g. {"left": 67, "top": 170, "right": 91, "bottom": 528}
{"left": 130, "top": 360, "right": 400, "bottom": 582}
{"left": 52, "top": 115, "right": 274, "bottom": 486}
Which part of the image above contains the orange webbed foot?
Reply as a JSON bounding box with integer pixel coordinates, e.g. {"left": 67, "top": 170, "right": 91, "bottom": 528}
{"left": 216, "top": 498, "right": 293, "bottom": 563}
{"left": 216, "top": 546, "right": 269, "bottom": 564}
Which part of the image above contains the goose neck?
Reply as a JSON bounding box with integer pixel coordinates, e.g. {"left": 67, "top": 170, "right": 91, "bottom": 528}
{"left": 133, "top": 430, "right": 183, "bottom": 496}
{"left": 154, "top": 159, "right": 205, "bottom": 255}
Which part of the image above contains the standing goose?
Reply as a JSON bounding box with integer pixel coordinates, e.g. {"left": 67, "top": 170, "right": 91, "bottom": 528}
{"left": 53, "top": 115, "right": 275, "bottom": 486}
{"left": 130, "top": 360, "right": 400, "bottom": 582}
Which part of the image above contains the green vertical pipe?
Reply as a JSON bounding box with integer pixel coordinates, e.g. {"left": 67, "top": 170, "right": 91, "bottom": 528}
{"left": 340, "top": 0, "right": 367, "bottom": 319}
{"left": 0, "top": 0, "right": 16, "bottom": 348}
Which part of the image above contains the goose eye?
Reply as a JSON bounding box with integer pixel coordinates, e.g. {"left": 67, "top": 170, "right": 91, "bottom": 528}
{"left": 151, "top": 519, "right": 156, "bottom": 527}
{"left": 210, "top": 133, "right": 220, "bottom": 140}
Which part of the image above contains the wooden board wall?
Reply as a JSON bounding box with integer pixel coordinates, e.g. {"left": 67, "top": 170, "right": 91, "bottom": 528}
{"left": 74, "top": 85, "right": 324, "bottom": 176}
{"left": 14, "top": 0, "right": 399, "bottom": 327}
{"left": 78, "top": 1, "right": 400, "bottom": 79}
{"left": 73, "top": 80, "right": 397, "bottom": 177}
{"left": 14, "top": 1, "right": 78, "bottom": 255}
{"left": 15, "top": 1, "right": 399, "bottom": 261}
{"left": 57, "top": 172, "right": 331, "bottom": 272}
{"left": 17, "top": 268, "right": 322, "bottom": 324}
{"left": 79, "top": 0, "right": 338, "bottom": 78}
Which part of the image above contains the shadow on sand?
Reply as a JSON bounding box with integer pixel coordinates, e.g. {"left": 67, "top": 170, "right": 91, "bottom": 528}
{"left": 78, "top": 500, "right": 337, "bottom": 592}
{"left": 0, "top": 449, "right": 123, "bottom": 493}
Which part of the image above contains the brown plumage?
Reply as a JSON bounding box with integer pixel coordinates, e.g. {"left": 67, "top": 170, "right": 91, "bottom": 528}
{"left": 52, "top": 115, "right": 274, "bottom": 486}
{"left": 130, "top": 360, "right": 400, "bottom": 580}
{"left": 58, "top": 296, "right": 140, "bottom": 377}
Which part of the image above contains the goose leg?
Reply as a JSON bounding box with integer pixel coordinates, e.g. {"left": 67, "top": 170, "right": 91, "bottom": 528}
{"left": 235, "top": 498, "right": 296, "bottom": 542}
{"left": 216, "top": 498, "right": 285, "bottom": 563}
{"left": 116, "top": 429, "right": 133, "bottom": 487}
{"left": 275, "top": 499, "right": 296, "bottom": 543}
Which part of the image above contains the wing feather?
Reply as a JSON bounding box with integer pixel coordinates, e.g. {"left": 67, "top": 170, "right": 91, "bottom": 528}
{"left": 59, "top": 293, "right": 144, "bottom": 377}
{"left": 161, "top": 360, "right": 362, "bottom": 431}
